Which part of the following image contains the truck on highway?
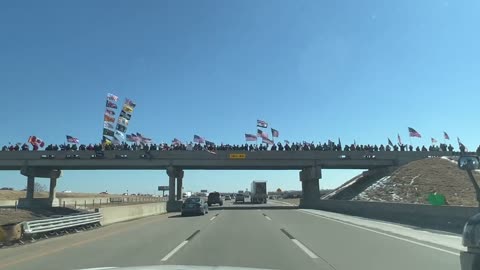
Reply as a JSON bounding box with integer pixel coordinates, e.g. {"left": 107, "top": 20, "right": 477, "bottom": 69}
{"left": 250, "top": 181, "right": 267, "bottom": 204}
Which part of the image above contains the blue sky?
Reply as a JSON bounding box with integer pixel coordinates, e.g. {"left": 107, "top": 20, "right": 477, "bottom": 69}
{"left": 1, "top": 1, "right": 479, "bottom": 194}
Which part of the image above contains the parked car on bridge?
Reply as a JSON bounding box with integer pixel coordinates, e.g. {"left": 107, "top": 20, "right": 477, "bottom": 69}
{"left": 207, "top": 192, "right": 223, "bottom": 206}
{"left": 181, "top": 197, "right": 208, "bottom": 216}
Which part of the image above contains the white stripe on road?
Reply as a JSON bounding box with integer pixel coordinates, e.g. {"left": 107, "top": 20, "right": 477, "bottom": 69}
{"left": 210, "top": 216, "right": 216, "bottom": 221}
{"left": 265, "top": 216, "right": 272, "bottom": 221}
{"left": 299, "top": 210, "right": 459, "bottom": 256}
{"left": 291, "top": 239, "right": 319, "bottom": 259}
{"left": 160, "top": 240, "right": 188, "bottom": 262}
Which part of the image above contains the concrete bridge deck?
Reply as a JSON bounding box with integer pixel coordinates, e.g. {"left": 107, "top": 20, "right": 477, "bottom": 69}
{"left": 0, "top": 150, "right": 455, "bottom": 170}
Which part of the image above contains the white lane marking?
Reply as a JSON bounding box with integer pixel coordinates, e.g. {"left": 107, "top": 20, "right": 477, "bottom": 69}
{"left": 292, "top": 239, "right": 319, "bottom": 259}
{"left": 160, "top": 240, "right": 188, "bottom": 261}
{"left": 210, "top": 216, "right": 216, "bottom": 221}
{"left": 265, "top": 216, "right": 272, "bottom": 221}
{"left": 299, "top": 210, "right": 459, "bottom": 256}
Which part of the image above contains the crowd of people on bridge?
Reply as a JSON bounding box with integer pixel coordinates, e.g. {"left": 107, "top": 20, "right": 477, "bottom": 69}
{"left": 1, "top": 140, "right": 479, "bottom": 154}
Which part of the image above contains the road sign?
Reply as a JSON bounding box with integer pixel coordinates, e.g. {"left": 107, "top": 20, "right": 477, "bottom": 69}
{"left": 158, "top": 186, "right": 169, "bottom": 191}
{"left": 229, "top": 153, "right": 246, "bottom": 159}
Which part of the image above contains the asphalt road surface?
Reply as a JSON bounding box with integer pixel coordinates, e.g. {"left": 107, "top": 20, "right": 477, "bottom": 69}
{"left": 0, "top": 201, "right": 461, "bottom": 270}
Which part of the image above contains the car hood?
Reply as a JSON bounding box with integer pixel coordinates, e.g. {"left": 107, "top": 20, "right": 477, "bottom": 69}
{"left": 80, "top": 266, "right": 276, "bottom": 270}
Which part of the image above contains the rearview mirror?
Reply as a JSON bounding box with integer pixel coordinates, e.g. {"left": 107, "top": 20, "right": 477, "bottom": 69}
{"left": 458, "top": 156, "right": 480, "bottom": 171}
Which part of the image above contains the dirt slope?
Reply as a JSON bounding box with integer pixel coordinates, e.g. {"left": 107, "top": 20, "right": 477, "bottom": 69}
{"left": 353, "top": 157, "right": 480, "bottom": 206}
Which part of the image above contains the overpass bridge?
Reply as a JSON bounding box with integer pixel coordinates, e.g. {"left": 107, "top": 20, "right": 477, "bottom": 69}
{"left": 0, "top": 150, "right": 458, "bottom": 209}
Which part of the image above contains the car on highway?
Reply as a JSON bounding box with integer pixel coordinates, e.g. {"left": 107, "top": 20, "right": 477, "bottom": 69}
{"left": 224, "top": 195, "right": 231, "bottom": 200}
{"left": 235, "top": 193, "right": 245, "bottom": 203}
{"left": 181, "top": 197, "right": 208, "bottom": 216}
{"left": 207, "top": 192, "right": 223, "bottom": 206}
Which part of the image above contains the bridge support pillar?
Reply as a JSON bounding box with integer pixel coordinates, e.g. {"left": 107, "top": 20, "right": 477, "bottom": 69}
{"left": 299, "top": 166, "right": 321, "bottom": 208}
{"left": 19, "top": 168, "right": 62, "bottom": 208}
{"left": 176, "top": 170, "right": 184, "bottom": 201}
{"left": 49, "top": 177, "right": 57, "bottom": 206}
{"left": 166, "top": 167, "right": 183, "bottom": 212}
{"left": 26, "top": 176, "right": 35, "bottom": 200}
{"left": 167, "top": 167, "right": 176, "bottom": 202}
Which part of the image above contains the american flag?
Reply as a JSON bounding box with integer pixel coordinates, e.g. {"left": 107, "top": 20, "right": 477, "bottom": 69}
{"left": 444, "top": 131, "right": 450, "bottom": 140}
{"left": 262, "top": 137, "right": 274, "bottom": 145}
{"left": 194, "top": 135, "right": 205, "bottom": 143}
{"left": 172, "top": 138, "right": 182, "bottom": 145}
{"left": 408, "top": 127, "right": 421, "bottom": 138}
{"left": 271, "top": 128, "right": 279, "bottom": 138}
{"left": 66, "top": 135, "right": 79, "bottom": 144}
{"left": 126, "top": 134, "right": 135, "bottom": 142}
{"left": 257, "top": 129, "right": 269, "bottom": 139}
{"left": 257, "top": 120, "right": 268, "bottom": 128}
{"left": 431, "top": 138, "right": 437, "bottom": 144}
{"left": 245, "top": 134, "right": 257, "bottom": 141}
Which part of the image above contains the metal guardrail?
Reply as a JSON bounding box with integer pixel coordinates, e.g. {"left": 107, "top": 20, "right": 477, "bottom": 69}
{"left": 22, "top": 212, "right": 102, "bottom": 235}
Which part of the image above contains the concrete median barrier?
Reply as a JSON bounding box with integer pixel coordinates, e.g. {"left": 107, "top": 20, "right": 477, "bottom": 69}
{"left": 96, "top": 202, "right": 167, "bottom": 226}
{"left": 306, "top": 200, "right": 478, "bottom": 234}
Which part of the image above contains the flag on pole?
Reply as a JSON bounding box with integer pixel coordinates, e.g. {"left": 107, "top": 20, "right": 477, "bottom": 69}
{"left": 388, "top": 138, "right": 394, "bottom": 147}
{"left": 66, "top": 135, "right": 79, "bottom": 144}
{"left": 271, "top": 128, "right": 279, "bottom": 138}
{"left": 408, "top": 127, "right": 422, "bottom": 138}
{"left": 125, "top": 98, "right": 136, "bottom": 108}
{"left": 284, "top": 140, "right": 290, "bottom": 144}
{"left": 245, "top": 134, "right": 257, "bottom": 141}
{"left": 397, "top": 134, "right": 402, "bottom": 145}
{"left": 431, "top": 138, "right": 437, "bottom": 144}
{"left": 262, "top": 137, "right": 274, "bottom": 145}
{"left": 106, "top": 101, "right": 118, "bottom": 109}
{"left": 444, "top": 132, "right": 450, "bottom": 140}
{"left": 193, "top": 135, "right": 205, "bottom": 143}
{"left": 205, "top": 140, "right": 215, "bottom": 146}
{"left": 28, "top": 136, "right": 45, "bottom": 147}
{"left": 105, "top": 109, "right": 115, "bottom": 116}
{"left": 172, "top": 138, "right": 182, "bottom": 145}
{"left": 257, "top": 129, "right": 268, "bottom": 139}
{"left": 257, "top": 120, "right": 268, "bottom": 128}
{"left": 107, "top": 93, "right": 119, "bottom": 102}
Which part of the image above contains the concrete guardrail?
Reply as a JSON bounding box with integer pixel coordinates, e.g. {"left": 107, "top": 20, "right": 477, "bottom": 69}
{"left": 96, "top": 202, "right": 167, "bottom": 226}
{"left": 305, "top": 200, "right": 478, "bottom": 234}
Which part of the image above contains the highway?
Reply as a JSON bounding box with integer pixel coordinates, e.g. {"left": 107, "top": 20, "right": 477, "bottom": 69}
{"left": 0, "top": 201, "right": 461, "bottom": 270}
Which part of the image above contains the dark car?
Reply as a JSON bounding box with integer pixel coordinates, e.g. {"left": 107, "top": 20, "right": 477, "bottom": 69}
{"left": 207, "top": 192, "right": 223, "bottom": 206}
{"left": 235, "top": 193, "right": 245, "bottom": 203}
{"left": 182, "top": 197, "right": 208, "bottom": 216}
